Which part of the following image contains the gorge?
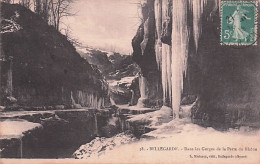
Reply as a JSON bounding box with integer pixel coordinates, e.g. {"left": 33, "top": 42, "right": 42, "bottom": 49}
{"left": 0, "top": 0, "right": 260, "bottom": 161}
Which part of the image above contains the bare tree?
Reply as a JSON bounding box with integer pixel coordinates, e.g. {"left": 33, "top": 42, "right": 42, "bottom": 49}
{"left": 61, "top": 24, "right": 81, "bottom": 46}
{"left": 2, "top": 0, "right": 11, "bottom": 3}
{"left": 3, "top": 0, "right": 75, "bottom": 32}
{"left": 19, "top": 0, "right": 31, "bottom": 9}
{"left": 34, "top": 0, "right": 42, "bottom": 14}
{"left": 33, "top": 0, "right": 50, "bottom": 22}
{"left": 49, "top": 0, "right": 75, "bottom": 31}
{"left": 41, "top": 0, "right": 50, "bottom": 22}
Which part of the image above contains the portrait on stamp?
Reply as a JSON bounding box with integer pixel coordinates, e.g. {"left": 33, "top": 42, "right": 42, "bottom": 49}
{"left": 221, "top": 1, "right": 258, "bottom": 45}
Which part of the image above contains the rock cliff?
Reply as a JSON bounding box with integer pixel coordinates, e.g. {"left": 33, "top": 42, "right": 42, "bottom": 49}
{"left": 0, "top": 3, "right": 109, "bottom": 109}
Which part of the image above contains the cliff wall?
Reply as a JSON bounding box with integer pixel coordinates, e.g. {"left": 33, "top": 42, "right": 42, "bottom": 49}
{"left": 0, "top": 3, "right": 109, "bottom": 109}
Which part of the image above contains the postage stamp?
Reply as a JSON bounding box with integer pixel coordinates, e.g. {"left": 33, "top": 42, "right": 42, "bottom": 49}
{"left": 221, "top": 1, "right": 258, "bottom": 45}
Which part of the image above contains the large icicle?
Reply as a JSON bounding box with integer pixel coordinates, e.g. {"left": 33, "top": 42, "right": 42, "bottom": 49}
{"left": 171, "top": 0, "right": 189, "bottom": 119}
{"left": 189, "top": 0, "right": 207, "bottom": 51}
{"left": 162, "top": 44, "right": 172, "bottom": 104}
{"left": 161, "top": 0, "right": 172, "bottom": 105}
{"left": 137, "top": 74, "right": 149, "bottom": 107}
{"left": 154, "top": 0, "right": 162, "bottom": 70}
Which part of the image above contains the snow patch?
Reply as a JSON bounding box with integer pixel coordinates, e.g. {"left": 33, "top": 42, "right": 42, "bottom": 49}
{"left": 117, "top": 104, "right": 154, "bottom": 112}
{"left": 106, "top": 52, "right": 114, "bottom": 57}
{"left": 76, "top": 47, "right": 91, "bottom": 54}
{"left": 73, "top": 132, "right": 137, "bottom": 159}
{"left": 128, "top": 106, "right": 173, "bottom": 126}
{"left": 1, "top": 18, "right": 22, "bottom": 34}
{"left": 108, "top": 76, "right": 135, "bottom": 88}
{"left": 0, "top": 119, "right": 42, "bottom": 139}
{"left": 91, "top": 120, "right": 260, "bottom": 164}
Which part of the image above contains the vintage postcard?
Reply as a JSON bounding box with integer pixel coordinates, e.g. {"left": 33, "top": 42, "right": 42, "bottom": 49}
{"left": 0, "top": 0, "right": 260, "bottom": 164}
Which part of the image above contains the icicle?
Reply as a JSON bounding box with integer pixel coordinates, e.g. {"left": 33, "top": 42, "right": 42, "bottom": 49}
{"left": 166, "top": 46, "right": 172, "bottom": 103}
{"left": 162, "top": 44, "right": 172, "bottom": 104}
{"left": 78, "top": 91, "right": 82, "bottom": 104}
{"left": 189, "top": 0, "right": 208, "bottom": 51}
{"left": 130, "top": 89, "right": 134, "bottom": 105}
{"left": 154, "top": 0, "right": 162, "bottom": 70}
{"left": 97, "top": 97, "right": 103, "bottom": 109}
{"left": 86, "top": 92, "right": 102, "bottom": 108}
{"left": 161, "top": 0, "right": 172, "bottom": 105}
{"left": 137, "top": 74, "right": 148, "bottom": 107}
{"left": 162, "top": 44, "right": 167, "bottom": 103}
{"left": 102, "top": 97, "right": 105, "bottom": 107}
{"left": 71, "top": 91, "right": 76, "bottom": 105}
{"left": 94, "top": 95, "right": 98, "bottom": 109}
{"left": 171, "top": 0, "right": 189, "bottom": 119}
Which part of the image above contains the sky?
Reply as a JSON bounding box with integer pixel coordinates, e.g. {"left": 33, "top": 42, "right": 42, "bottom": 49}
{"left": 62, "top": 0, "right": 141, "bottom": 54}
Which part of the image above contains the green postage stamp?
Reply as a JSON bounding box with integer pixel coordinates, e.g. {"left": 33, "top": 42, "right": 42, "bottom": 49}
{"left": 221, "top": 1, "right": 258, "bottom": 45}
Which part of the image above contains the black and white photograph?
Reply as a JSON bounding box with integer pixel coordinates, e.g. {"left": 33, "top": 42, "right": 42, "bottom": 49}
{"left": 0, "top": 0, "right": 260, "bottom": 163}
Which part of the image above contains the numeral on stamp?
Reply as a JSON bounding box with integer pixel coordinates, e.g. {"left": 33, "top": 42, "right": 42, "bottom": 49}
{"left": 221, "top": 1, "right": 258, "bottom": 46}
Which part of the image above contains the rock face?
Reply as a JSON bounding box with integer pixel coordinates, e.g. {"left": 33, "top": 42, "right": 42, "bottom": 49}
{"left": 132, "top": 0, "right": 162, "bottom": 107}
{"left": 192, "top": 1, "right": 260, "bottom": 129}
{"left": 132, "top": 0, "right": 260, "bottom": 128}
{"left": 0, "top": 3, "right": 109, "bottom": 108}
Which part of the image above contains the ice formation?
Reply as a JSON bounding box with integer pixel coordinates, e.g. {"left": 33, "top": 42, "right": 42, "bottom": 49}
{"left": 171, "top": 0, "right": 189, "bottom": 119}
{"left": 154, "top": 0, "right": 162, "bottom": 70}
{"left": 161, "top": 0, "right": 172, "bottom": 105}
{"left": 110, "top": 97, "right": 116, "bottom": 106}
{"left": 154, "top": 0, "right": 208, "bottom": 118}
{"left": 75, "top": 91, "right": 104, "bottom": 109}
{"left": 189, "top": 0, "right": 208, "bottom": 51}
{"left": 137, "top": 74, "right": 149, "bottom": 107}
{"left": 70, "top": 91, "right": 76, "bottom": 105}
